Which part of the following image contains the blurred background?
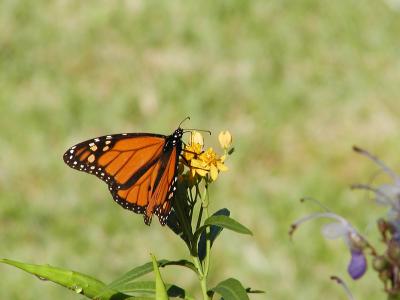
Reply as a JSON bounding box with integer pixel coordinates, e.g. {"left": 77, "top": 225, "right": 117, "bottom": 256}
{"left": 1, "top": 0, "right": 400, "bottom": 299}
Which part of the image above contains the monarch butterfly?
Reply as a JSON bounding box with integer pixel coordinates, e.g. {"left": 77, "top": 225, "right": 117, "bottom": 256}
{"left": 63, "top": 122, "right": 187, "bottom": 226}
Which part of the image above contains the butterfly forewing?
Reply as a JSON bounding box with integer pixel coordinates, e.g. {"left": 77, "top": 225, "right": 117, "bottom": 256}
{"left": 63, "top": 130, "right": 182, "bottom": 225}
{"left": 149, "top": 146, "right": 180, "bottom": 225}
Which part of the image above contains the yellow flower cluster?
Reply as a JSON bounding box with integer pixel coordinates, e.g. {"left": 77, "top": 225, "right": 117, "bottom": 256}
{"left": 182, "top": 130, "right": 232, "bottom": 182}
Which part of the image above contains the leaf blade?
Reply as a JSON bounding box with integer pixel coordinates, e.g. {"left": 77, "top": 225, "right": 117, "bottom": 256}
{"left": 198, "top": 208, "right": 230, "bottom": 261}
{"left": 107, "top": 259, "right": 196, "bottom": 291}
{"left": 107, "top": 261, "right": 164, "bottom": 290}
{"left": 193, "top": 215, "right": 252, "bottom": 249}
{"left": 0, "top": 258, "right": 128, "bottom": 300}
{"left": 213, "top": 278, "right": 250, "bottom": 300}
{"left": 151, "top": 254, "right": 168, "bottom": 300}
{"left": 203, "top": 215, "right": 252, "bottom": 235}
{"left": 117, "top": 281, "right": 188, "bottom": 299}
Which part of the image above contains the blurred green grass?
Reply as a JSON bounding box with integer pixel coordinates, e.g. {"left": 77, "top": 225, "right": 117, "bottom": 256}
{"left": 1, "top": 0, "right": 400, "bottom": 299}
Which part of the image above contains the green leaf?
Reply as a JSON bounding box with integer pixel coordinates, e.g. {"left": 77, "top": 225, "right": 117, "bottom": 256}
{"left": 151, "top": 254, "right": 168, "bottom": 300}
{"left": 198, "top": 208, "right": 230, "bottom": 261}
{"left": 107, "top": 261, "right": 165, "bottom": 290}
{"left": 193, "top": 215, "right": 252, "bottom": 247}
{"left": 107, "top": 259, "right": 196, "bottom": 291}
{"left": 117, "top": 281, "right": 157, "bottom": 295}
{"left": 203, "top": 216, "right": 252, "bottom": 235}
{"left": 212, "top": 278, "right": 250, "bottom": 300}
{"left": 117, "top": 281, "right": 188, "bottom": 299}
{"left": 0, "top": 258, "right": 129, "bottom": 300}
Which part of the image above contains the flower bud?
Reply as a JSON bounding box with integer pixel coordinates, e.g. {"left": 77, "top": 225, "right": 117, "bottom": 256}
{"left": 218, "top": 131, "right": 232, "bottom": 149}
{"left": 372, "top": 256, "right": 388, "bottom": 272}
{"left": 348, "top": 249, "right": 367, "bottom": 280}
{"left": 191, "top": 131, "right": 204, "bottom": 146}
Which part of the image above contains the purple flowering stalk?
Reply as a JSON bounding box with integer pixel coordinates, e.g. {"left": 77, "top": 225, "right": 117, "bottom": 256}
{"left": 291, "top": 147, "right": 400, "bottom": 300}
{"left": 290, "top": 208, "right": 373, "bottom": 280}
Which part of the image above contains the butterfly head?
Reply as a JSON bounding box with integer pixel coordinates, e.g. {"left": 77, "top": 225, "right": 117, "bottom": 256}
{"left": 164, "top": 127, "right": 184, "bottom": 152}
{"left": 173, "top": 127, "right": 184, "bottom": 140}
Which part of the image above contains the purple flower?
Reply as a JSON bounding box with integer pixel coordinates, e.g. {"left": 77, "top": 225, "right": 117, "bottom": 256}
{"left": 348, "top": 249, "right": 367, "bottom": 280}
{"left": 290, "top": 210, "right": 368, "bottom": 280}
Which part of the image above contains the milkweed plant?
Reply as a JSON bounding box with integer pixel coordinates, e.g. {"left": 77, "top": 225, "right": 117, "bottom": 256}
{"left": 0, "top": 130, "right": 263, "bottom": 300}
{"left": 290, "top": 146, "right": 400, "bottom": 300}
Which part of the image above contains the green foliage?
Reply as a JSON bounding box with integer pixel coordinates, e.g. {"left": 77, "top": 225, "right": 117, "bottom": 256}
{"left": 0, "top": 180, "right": 256, "bottom": 299}
{"left": 0, "top": 258, "right": 192, "bottom": 299}
{"left": 193, "top": 215, "right": 253, "bottom": 256}
{"left": 212, "top": 278, "right": 250, "bottom": 300}
{"left": 198, "top": 208, "right": 230, "bottom": 261}
{"left": 201, "top": 215, "right": 253, "bottom": 236}
{"left": 151, "top": 254, "right": 168, "bottom": 300}
{"left": 0, "top": 258, "right": 127, "bottom": 300}
{"left": 109, "top": 281, "right": 186, "bottom": 299}
{"left": 107, "top": 260, "right": 196, "bottom": 291}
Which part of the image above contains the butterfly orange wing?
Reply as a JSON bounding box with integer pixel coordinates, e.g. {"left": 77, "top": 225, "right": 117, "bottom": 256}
{"left": 63, "top": 133, "right": 181, "bottom": 225}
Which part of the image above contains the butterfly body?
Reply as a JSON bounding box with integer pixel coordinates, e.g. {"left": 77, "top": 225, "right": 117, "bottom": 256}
{"left": 63, "top": 128, "right": 183, "bottom": 225}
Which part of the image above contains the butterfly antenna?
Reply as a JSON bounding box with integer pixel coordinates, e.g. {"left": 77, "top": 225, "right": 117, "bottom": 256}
{"left": 183, "top": 129, "right": 211, "bottom": 135}
{"left": 178, "top": 116, "right": 191, "bottom": 128}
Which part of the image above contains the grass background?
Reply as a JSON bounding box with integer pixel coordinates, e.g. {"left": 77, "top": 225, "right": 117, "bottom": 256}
{"left": 1, "top": 0, "right": 400, "bottom": 299}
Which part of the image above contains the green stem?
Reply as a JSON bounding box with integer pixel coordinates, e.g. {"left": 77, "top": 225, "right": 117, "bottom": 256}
{"left": 191, "top": 256, "right": 209, "bottom": 300}
{"left": 200, "top": 276, "right": 209, "bottom": 300}
{"left": 202, "top": 184, "right": 211, "bottom": 276}
{"left": 190, "top": 180, "right": 212, "bottom": 300}
{"left": 192, "top": 255, "right": 204, "bottom": 277}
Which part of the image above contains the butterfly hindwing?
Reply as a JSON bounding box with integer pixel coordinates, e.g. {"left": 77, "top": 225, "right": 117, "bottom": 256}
{"left": 63, "top": 130, "right": 183, "bottom": 225}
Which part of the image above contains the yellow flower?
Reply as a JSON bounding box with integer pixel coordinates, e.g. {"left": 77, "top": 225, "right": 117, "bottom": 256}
{"left": 183, "top": 131, "right": 204, "bottom": 162}
{"left": 218, "top": 131, "right": 232, "bottom": 149}
{"left": 190, "top": 158, "right": 209, "bottom": 177}
{"left": 180, "top": 131, "right": 229, "bottom": 182}
{"left": 198, "top": 148, "right": 228, "bottom": 181}
{"left": 183, "top": 142, "right": 202, "bottom": 161}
